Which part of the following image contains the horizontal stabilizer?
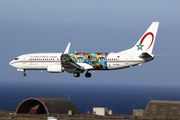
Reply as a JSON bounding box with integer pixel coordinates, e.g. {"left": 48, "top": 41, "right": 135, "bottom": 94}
{"left": 139, "top": 52, "right": 154, "bottom": 61}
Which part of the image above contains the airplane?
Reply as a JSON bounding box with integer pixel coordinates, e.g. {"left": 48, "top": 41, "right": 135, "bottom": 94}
{"left": 9, "top": 22, "right": 159, "bottom": 78}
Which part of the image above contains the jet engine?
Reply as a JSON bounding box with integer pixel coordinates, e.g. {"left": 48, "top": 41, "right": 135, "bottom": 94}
{"left": 47, "top": 64, "right": 64, "bottom": 73}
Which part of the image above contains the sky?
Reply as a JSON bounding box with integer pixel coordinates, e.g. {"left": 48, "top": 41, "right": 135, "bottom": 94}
{"left": 0, "top": 0, "right": 180, "bottom": 86}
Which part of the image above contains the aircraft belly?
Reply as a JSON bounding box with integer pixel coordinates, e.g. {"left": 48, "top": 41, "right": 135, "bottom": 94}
{"left": 107, "top": 61, "right": 141, "bottom": 70}
{"left": 107, "top": 62, "right": 121, "bottom": 70}
{"left": 28, "top": 64, "right": 46, "bottom": 69}
{"left": 27, "top": 62, "right": 59, "bottom": 70}
{"left": 18, "top": 64, "right": 28, "bottom": 69}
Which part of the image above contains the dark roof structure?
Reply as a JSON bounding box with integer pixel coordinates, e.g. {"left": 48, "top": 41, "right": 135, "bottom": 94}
{"left": 144, "top": 100, "right": 180, "bottom": 118}
{"left": 16, "top": 98, "right": 78, "bottom": 114}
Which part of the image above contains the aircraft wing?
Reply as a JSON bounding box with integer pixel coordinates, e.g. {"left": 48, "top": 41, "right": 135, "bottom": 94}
{"left": 61, "top": 54, "right": 94, "bottom": 73}
{"left": 61, "top": 54, "right": 83, "bottom": 73}
{"left": 61, "top": 43, "right": 94, "bottom": 73}
{"left": 61, "top": 43, "right": 83, "bottom": 73}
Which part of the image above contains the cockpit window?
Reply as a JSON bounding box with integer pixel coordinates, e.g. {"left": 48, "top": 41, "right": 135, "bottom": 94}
{"left": 15, "top": 58, "right": 19, "bottom": 60}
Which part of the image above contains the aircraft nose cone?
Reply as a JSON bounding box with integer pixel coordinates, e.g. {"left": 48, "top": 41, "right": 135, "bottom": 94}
{"left": 9, "top": 60, "right": 14, "bottom": 67}
{"left": 9, "top": 61, "right": 12, "bottom": 66}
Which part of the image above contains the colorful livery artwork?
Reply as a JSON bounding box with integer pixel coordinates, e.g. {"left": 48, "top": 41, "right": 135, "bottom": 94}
{"left": 68, "top": 53, "right": 108, "bottom": 70}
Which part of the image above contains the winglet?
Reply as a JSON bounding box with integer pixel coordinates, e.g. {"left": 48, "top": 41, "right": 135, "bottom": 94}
{"left": 64, "top": 42, "right": 71, "bottom": 54}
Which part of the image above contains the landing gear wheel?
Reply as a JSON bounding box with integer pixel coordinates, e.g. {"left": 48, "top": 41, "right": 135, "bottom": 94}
{"left": 85, "top": 72, "right": 91, "bottom": 78}
{"left": 73, "top": 72, "right": 80, "bottom": 77}
{"left": 22, "top": 73, "right": 26, "bottom": 76}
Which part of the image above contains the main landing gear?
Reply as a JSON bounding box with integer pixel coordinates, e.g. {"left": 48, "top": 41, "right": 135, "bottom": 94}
{"left": 73, "top": 72, "right": 80, "bottom": 77}
{"left": 73, "top": 71, "right": 92, "bottom": 78}
{"left": 85, "top": 72, "right": 91, "bottom": 78}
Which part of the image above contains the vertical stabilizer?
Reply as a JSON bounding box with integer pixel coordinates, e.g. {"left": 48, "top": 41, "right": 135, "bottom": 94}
{"left": 120, "top": 22, "right": 159, "bottom": 54}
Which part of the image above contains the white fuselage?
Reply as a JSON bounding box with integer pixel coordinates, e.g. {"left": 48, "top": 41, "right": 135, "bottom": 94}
{"left": 9, "top": 53, "right": 62, "bottom": 70}
{"left": 107, "top": 53, "right": 145, "bottom": 69}
{"left": 9, "top": 22, "right": 159, "bottom": 78}
{"left": 9, "top": 52, "right": 145, "bottom": 71}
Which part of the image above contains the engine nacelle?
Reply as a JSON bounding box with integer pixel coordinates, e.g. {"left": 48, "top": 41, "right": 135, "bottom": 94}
{"left": 47, "top": 65, "right": 64, "bottom": 73}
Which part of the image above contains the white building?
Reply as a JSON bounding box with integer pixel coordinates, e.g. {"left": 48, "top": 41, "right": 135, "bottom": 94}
{"left": 47, "top": 117, "right": 57, "bottom": 120}
{"left": 93, "top": 107, "right": 109, "bottom": 116}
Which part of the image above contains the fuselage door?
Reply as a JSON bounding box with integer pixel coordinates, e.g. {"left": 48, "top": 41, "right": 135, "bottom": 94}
{"left": 125, "top": 55, "right": 129, "bottom": 65}
{"left": 22, "top": 57, "right": 26, "bottom": 65}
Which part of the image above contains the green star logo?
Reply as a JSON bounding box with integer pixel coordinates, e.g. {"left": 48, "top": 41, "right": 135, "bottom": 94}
{"left": 136, "top": 44, "right": 144, "bottom": 51}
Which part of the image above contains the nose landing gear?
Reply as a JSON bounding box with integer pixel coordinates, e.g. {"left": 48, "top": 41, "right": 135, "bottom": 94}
{"left": 22, "top": 73, "right": 26, "bottom": 76}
